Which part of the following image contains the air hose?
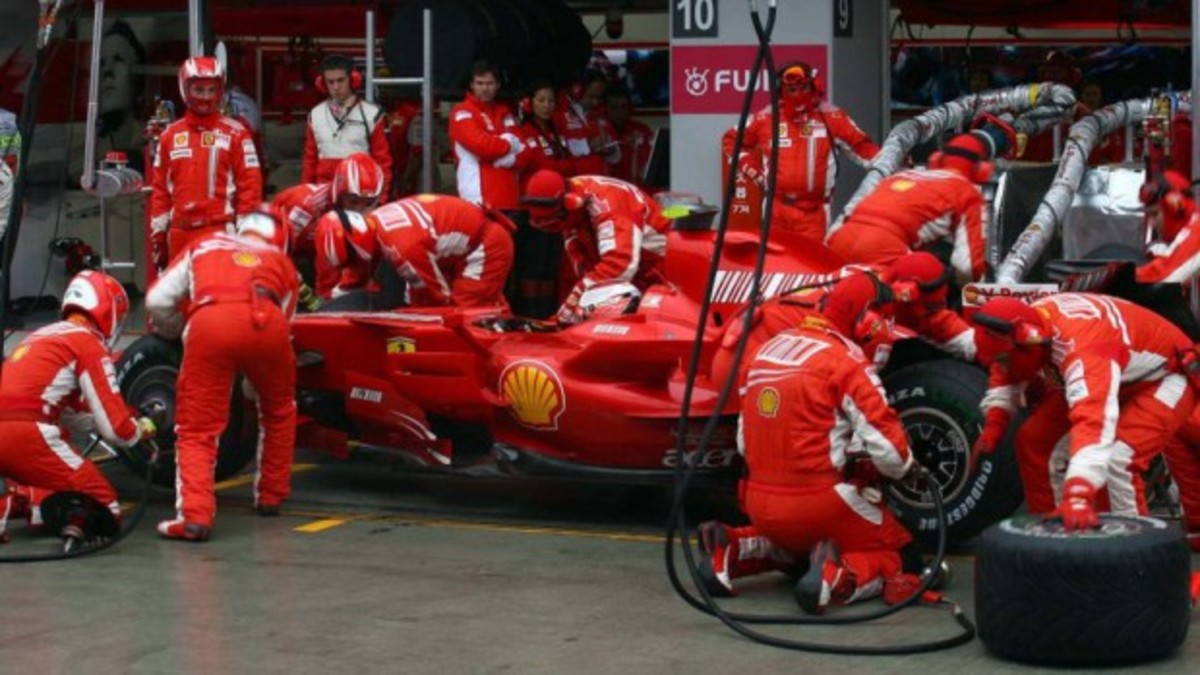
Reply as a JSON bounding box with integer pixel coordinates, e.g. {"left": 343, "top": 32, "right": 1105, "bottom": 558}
{"left": 663, "top": 0, "right": 975, "bottom": 653}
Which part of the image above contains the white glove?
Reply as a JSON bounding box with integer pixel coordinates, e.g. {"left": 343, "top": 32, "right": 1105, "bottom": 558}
{"left": 501, "top": 133, "right": 523, "bottom": 155}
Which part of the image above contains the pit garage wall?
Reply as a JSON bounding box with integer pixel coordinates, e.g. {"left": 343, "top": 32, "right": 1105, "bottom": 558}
{"left": 669, "top": 0, "right": 889, "bottom": 214}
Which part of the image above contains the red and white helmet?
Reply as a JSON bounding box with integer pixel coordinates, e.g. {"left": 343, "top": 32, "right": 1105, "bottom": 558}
{"left": 314, "top": 209, "right": 377, "bottom": 268}
{"left": 578, "top": 281, "right": 641, "bottom": 321}
{"left": 237, "top": 210, "right": 290, "bottom": 253}
{"left": 178, "top": 56, "right": 226, "bottom": 116}
{"left": 332, "top": 153, "right": 385, "bottom": 209}
{"left": 61, "top": 270, "right": 130, "bottom": 348}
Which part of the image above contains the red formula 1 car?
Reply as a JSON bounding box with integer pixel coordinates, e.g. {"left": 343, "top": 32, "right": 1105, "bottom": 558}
{"left": 115, "top": 218, "right": 1022, "bottom": 544}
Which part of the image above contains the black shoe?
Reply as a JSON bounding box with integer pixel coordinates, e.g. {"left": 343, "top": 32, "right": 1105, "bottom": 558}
{"left": 255, "top": 503, "right": 282, "bottom": 517}
{"left": 794, "top": 539, "right": 853, "bottom": 615}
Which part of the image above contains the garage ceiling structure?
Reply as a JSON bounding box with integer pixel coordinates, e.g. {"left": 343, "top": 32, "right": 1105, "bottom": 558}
{"left": 892, "top": 0, "right": 1190, "bottom": 29}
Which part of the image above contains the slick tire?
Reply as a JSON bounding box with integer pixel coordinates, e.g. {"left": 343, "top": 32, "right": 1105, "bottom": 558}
{"left": 115, "top": 334, "right": 258, "bottom": 487}
{"left": 976, "top": 515, "right": 1191, "bottom": 666}
{"left": 882, "top": 359, "right": 1024, "bottom": 546}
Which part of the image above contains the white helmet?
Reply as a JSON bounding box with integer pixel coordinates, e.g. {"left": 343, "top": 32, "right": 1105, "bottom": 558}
{"left": 578, "top": 281, "right": 641, "bottom": 321}
{"left": 236, "top": 210, "right": 289, "bottom": 252}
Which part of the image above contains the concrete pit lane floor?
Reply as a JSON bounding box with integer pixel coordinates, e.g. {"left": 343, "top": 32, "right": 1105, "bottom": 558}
{"left": 0, "top": 452, "right": 1198, "bottom": 674}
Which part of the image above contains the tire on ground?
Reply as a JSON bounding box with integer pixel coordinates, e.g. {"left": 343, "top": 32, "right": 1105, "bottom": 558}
{"left": 882, "top": 358, "right": 1024, "bottom": 546}
{"left": 976, "top": 515, "right": 1191, "bottom": 665}
{"left": 115, "top": 334, "right": 258, "bottom": 487}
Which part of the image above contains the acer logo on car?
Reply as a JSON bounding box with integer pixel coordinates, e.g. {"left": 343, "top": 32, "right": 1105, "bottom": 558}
{"left": 349, "top": 387, "right": 383, "bottom": 404}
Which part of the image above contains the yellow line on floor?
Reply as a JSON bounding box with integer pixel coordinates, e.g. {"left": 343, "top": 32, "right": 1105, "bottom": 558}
{"left": 213, "top": 463, "right": 319, "bottom": 491}
{"left": 294, "top": 518, "right": 351, "bottom": 533}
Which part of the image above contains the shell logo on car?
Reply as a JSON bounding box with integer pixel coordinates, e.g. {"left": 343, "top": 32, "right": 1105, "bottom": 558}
{"left": 499, "top": 360, "right": 566, "bottom": 430}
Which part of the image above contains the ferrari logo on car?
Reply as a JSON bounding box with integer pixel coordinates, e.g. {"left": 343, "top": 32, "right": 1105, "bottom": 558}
{"left": 232, "top": 252, "right": 262, "bottom": 268}
{"left": 500, "top": 360, "right": 566, "bottom": 430}
{"left": 757, "top": 387, "right": 781, "bottom": 418}
{"left": 387, "top": 337, "right": 417, "bottom": 354}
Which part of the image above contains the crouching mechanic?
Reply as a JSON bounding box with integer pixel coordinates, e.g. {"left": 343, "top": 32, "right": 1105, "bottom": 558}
{"left": 970, "top": 295, "right": 1200, "bottom": 530}
{"left": 826, "top": 132, "right": 994, "bottom": 284}
{"left": 0, "top": 271, "right": 156, "bottom": 540}
{"left": 316, "top": 194, "right": 514, "bottom": 308}
{"left": 520, "top": 170, "right": 669, "bottom": 324}
{"left": 697, "top": 274, "right": 930, "bottom": 614}
{"left": 146, "top": 212, "right": 299, "bottom": 541}
{"left": 271, "top": 152, "right": 385, "bottom": 298}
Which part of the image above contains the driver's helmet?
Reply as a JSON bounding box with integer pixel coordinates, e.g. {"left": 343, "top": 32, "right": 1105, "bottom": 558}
{"left": 578, "top": 281, "right": 641, "bottom": 321}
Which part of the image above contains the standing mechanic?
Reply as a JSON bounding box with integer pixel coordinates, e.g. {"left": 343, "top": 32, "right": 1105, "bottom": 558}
{"left": 302, "top": 54, "right": 392, "bottom": 196}
{"left": 315, "top": 194, "right": 515, "bottom": 308}
{"left": 1135, "top": 169, "right": 1200, "bottom": 283}
{"left": 970, "top": 295, "right": 1200, "bottom": 530}
{"left": 0, "top": 271, "right": 155, "bottom": 539}
{"left": 149, "top": 57, "right": 263, "bottom": 269}
{"left": 826, "top": 132, "right": 993, "bottom": 284}
{"left": 449, "top": 60, "right": 525, "bottom": 210}
{"left": 697, "top": 274, "right": 927, "bottom": 613}
{"left": 271, "top": 153, "right": 385, "bottom": 297}
{"left": 520, "top": 170, "right": 669, "bottom": 324}
{"left": 721, "top": 62, "right": 878, "bottom": 242}
{"left": 146, "top": 213, "right": 298, "bottom": 541}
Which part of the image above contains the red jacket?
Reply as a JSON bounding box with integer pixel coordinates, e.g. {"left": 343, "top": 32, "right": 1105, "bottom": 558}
{"left": 838, "top": 169, "right": 987, "bottom": 282}
{"left": 146, "top": 232, "right": 300, "bottom": 340}
{"left": 302, "top": 98, "right": 392, "bottom": 196}
{"left": 149, "top": 111, "right": 262, "bottom": 237}
{"left": 1138, "top": 212, "right": 1200, "bottom": 283}
{"left": 270, "top": 182, "right": 333, "bottom": 252}
{"left": 554, "top": 93, "right": 612, "bottom": 176}
{"left": 389, "top": 100, "right": 423, "bottom": 198}
{"left": 610, "top": 119, "right": 655, "bottom": 188}
{"left": 0, "top": 321, "right": 142, "bottom": 447}
{"left": 516, "top": 120, "right": 576, "bottom": 194}
{"left": 561, "top": 176, "right": 670, "bottom": 297}
{"left": 982, "top": 293, "right": 1192, "bottom": 490}
{"left": 363, "top": 195, "right": 508, "bottom": 305}
{"left": 449, "top": 94, "right": 522, "bottom": 209}
{"left": 722, "top": 102, "right": 877, "bottom": 206}
{"left": 741, "top": 323, "right": 912, "bottom": 487}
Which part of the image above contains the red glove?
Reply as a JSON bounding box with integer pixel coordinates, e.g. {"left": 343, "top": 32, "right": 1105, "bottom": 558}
{"left": 556, "top": 287, "right": 584, "bottom": 326}
{"left": 1054, "top": 477, "right": 1100, "bottom": 531}
{"left": 971, "top": 407, "right": 1011, "bottom": 471}
{"left": 151, "top": 230, "right": 169, "bottom": 271}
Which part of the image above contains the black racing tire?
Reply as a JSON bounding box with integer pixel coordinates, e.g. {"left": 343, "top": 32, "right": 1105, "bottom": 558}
{"left": 883, "top": 359, "right": 1024, "bottom": 546}
{"left": 976, "top": 515, "right": 1191, "bottom": 666}
{"left": 114, "top": 334, "right": 258, "bottom": 487}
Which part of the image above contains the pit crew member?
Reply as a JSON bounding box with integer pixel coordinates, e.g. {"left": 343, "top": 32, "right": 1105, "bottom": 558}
{"left": 721, "top": 62, "right": 879, "bottom": 242}
{"left": 1135, "top": 169, "right": 1200, "bottom": 283}
{"left": 826, "top": 132, "right": 991, "bottom": 284}
{"left": 302, "top": 54, "right": 392, "bottom": 196}
{"left": 316, "top": 194, "right": 515, "bottom": 308}
{"left": 0, "top": 271, "right": 155, "bottom": 539}
{"left": 146, "top": 213, "right": 299, "bottom": 541}
{"left": 697, "top": 274, "right": 927, "bottom": 613}
{"left": 970, "top": 294, "right": 1199, "bottom": 530}
{"left": 520, "top": 170, "right": 669, "bottom": 324}
{"left": 149, "top": 57, "right": 263, "bottom": 269}
{"left": 449, "top": 60, "right": 524, "bottom": 209}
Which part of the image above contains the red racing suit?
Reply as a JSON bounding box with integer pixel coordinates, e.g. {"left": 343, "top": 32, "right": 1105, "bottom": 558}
{"left": 609, "top": 119, "right": 654, "bottom": 189}
{"left": 981, "top": 293, "right": 1198, "bottom": 516}
{"left": 149, "top": 111, "right": 263, "bottom": 260}
{"left": 1137, "top": 212, "right": 1200, "bottom": 283}
{"left": 516, "top": 120, "right": 577, "bottom": 193}
{"left": 389, "top": 100, "right": 422, "bottom": 198}
{"left": 560, "top": 176, "right": 670, "bottom": 303}
{"left": 269, "top": 182, "right": 340, "bottom": 297}
{"left": 826, "top": 169, "right": 987, "bottom": 283}
{"left": 720, "top": 324, "right": 914, "bottom": 590}
{"left": 554, "top": 93, "right": 612, "bottom": 177}
{"left": 302, "top": 97, "right": 392, "bottom": 196}
{"left": 349, "top": 195, "right": 514, "bottom": 308}
{"left": 449, "top": 94, "right": 523, "bottom": 209}
{"left": 0, "top": 321, "right": 145, "bottom": 520}
{"left": 722, "top": 102, "right": 878, "bottom": 242}
{"left": 146, "top": 233, "right": 299, "bottom": 526}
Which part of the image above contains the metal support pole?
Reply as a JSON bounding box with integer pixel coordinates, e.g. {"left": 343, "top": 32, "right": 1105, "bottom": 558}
{"left": 1051, "top": 124, "right": 1062, "bottom": 162}
{"left": 421, "top": 8, "right": 434, "bottom": 193}
{"left": 1125, "top": 118, "right": 1135, "bottom": 163}
{"left": 1192, "top": 3, "right": 1200, "bottom": 198}
{"left": 80, "top": 0, "right": 106, "bottom": 192}
{"left": 188, "top": 0, "right": 203, "bottom": 57}
{"left": 366, "top": 10, "right": 376, "bottom": 104}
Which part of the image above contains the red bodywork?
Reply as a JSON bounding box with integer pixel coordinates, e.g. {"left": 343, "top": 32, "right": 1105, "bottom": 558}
{"left": 291, "top": 227, "right": 845, "bottom": 475}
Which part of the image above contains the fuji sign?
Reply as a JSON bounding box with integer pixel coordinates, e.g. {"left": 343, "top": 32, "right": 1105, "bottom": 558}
{"left": 671, "top": 45, "right": 829, "bottom": 115}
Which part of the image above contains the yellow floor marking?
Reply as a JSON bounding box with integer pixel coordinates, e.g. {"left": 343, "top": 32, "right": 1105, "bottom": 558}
{"left": 294, "top": 518, "right": 350, "bottom": 533}
{"left": 213, "top": 463, "right": 318, "bottom": 491}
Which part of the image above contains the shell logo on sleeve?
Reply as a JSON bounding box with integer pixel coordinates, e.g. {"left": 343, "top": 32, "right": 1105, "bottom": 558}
{"left": 756, "top": 386, "right": 781, "bottom": 418}
{"left": 499, "top": 360, "right": 566, "bottom": 430}
{"left": 232, "top": 251, "right": 262, "bottom": 268}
